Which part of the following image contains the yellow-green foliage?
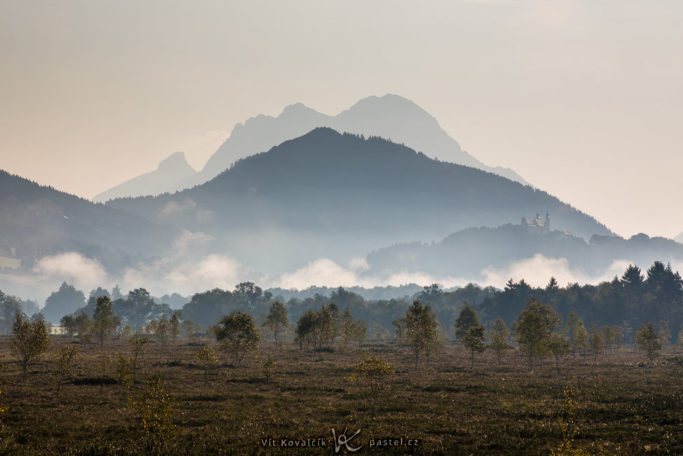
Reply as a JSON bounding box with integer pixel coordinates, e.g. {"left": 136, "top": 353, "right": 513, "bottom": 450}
{"left": 52, "top": 345, "right": 80, "bottom": 391}
{"left": 551, "top": 387, "right": 612, "bottom": 456}
{"left": 0, "top": 367, "right": 8, "bottom": 431}
{"left": 195, "top": 345, "right": 218, "bottom": 383}
{"left": 635, "top": 323, "right": 663, "bottom": 365}
{"left": 129, "top": 334, "right": 150, "bottom": 371}
{"left": 195, "top": 345, "right": 218, "bottom": 368}
{"left": 129, "top": 375, "right": 176, "bottom": 455}
{"left": 349, "top": 352, "right": 395, "bottom": 393}
{"left": 262, "top": 355, "right": 275, "bottom": 382}
{"left": 11, "top": 313, "right": 50, "bottom": 377}
{"left": 114, "top": 353, "right": 134, "bottom": 388}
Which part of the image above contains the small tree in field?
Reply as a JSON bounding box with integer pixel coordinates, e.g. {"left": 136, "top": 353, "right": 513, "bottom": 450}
{"left": 195, "top": 345, "right": 218, "bottom": 384}
{"left": 588, "top": 330, "right": 604, "bottom": 362}
{"left": 169, "top": 311, "right": 182, "bottom": 342}
{"left": 263, "top": 301, "right": 289, "bottom": 349}
{"left": 129, "top": 334, "right": 151, "bottom": 372}
{"left": 11, "top": 312, "right": 50, "bottom": 378}
{"left": 182, "top": 320, "right": 202, "bottom": 342}
{"left": 404, "top": 301, "right": 439, "bottom": 369}
{"left": 372, "top": 323, "right": 384, "bottom": 341}
{"left": 488, "top": 318, "right": 512, "bottom": 365}
{"left": 262, "top": 356, "right": 275, "bottom": 383}
{"left": 548, "top": 333, "right": 571, "bottom": 369}
{"left": 515, "top": 299, "right": 559, "bottom": 371}
{"left": 294, "top": 306, "right": 334, "bottom": 351}
{"left": 53, "top": 344, "right": 80, "bottom": 391}
{"left": 564, "top": 312, "right": 587, "bottom": 355}
{"left": 635, "top": 322, "right": 662, "bottom": 366}
{"left": 61, "top": 309, "right": 92, "bottom": 342}
{"left": 349, "top": 352, "right": 395, "bottom": 393}
{"left": 454, "top": 302, "right": 479, "bottom": 343}
{"left": 353, "top": 320, "right": 368, "bottom": 349}
{"left": 154, "top": 316, "right": 170, "bottom": 350}
{"left": 601, "top": 326, "right": 616, "bottom": 351}
{"left": 114, "top": 353, "right": 134, "bottom": 389}
{"left": 129, "top": 375, "right": 176, "bottom": 455}
{"left": 92, "top": 296, "right": 120, "bottom": 348}
{"left": 341, "top": 307, "right": 355, "bottom": 349}
{"left": 658, "top": 320, "right": 671, "bottom": 346}
{"left": 215, "top": 311, "right": 260, "bottom": 366}
{"left": 462, "top": 325, "right": 486, "bottom": 368}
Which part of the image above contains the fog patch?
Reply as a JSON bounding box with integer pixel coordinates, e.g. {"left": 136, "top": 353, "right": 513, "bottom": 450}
{"left": 270, "top": 258, "right": 469, "bottom": 290}
{"left": 172, "top": 230, "right": 214, "bottom": 256}
{"left": 383, "top": 271, "right": 468, "bottom": 288}
{"left": 273, "top": 258, "right": 373, "bottom": 289}
{"left": 33, "top": 252, "right": 107, "bottom": 292}
{"left": 481, "top": 254, "right": 632, "bottom": 287}
{"left": 160, "top": 198, "right": 197, "bottom": 218}
{"left": 121, "top": 254, "right": 249, "bottom": 297}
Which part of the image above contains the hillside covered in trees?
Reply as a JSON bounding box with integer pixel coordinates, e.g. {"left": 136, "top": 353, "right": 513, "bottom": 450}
{"left": 367, "top": 224, "right": 683, "bottom": 278}
{"left": 107, "top": 128, "right": 611, "bottom": 273}
{"left": 0, "top": 170, "right": 173, "bottom": 271}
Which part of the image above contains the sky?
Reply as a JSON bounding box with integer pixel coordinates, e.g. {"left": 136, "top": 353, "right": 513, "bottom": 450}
{"left": 1, "top": 0, "right": 682, "bottom": 239}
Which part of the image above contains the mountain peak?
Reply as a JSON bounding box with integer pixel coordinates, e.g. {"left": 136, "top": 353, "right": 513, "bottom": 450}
{"left": 350, "top": 93, "right": 427, "bottom": 112}
{"left": 100, "top": 94, "right": 528, "bottom": 200}
{"left": 158, "top": 152, "right": 195, "bottom": 173}
{"left": 280, "top": 102, "right": 318, "bottom": 117}
{"left": 93, "top": 151, "right": 197, "bottom": 202}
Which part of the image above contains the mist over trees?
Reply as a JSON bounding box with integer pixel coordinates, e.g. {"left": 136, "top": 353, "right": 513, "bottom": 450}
{"left": 0, "top": 170, "right": 173, "bottom": 273}
{"left": 368, "top": 224, "right": 683, "bottom": 279}
{"left": 4, "top": 260, "right": 682, "bottom": 356}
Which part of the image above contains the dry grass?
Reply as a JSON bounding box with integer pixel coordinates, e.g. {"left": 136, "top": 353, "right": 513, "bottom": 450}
{"left": 0, "top": 336, "right": 682, "bottom": 455}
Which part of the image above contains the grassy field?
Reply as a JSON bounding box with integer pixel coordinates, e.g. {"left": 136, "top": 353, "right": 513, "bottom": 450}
{"left": 0, "top": 337, "right": 682, "bottom": 455}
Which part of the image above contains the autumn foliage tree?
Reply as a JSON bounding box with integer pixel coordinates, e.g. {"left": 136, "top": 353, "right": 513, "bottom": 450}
{"left": 488, "top": 318, "right": 512, "bottom": 365}
{"left": 52, "top": 344, "right": 80, "bottom": 391}
{"left": 263, "top": 301, "right": 289, "bottom": 349}
{"left": 515, "top": 299, "right": 560, "bottom": 371}
{"left": 455, "top": 304, "right": 485, "bottom": 368}
{"left": 11, "top": 312, "right": 50, "bottom": 378}
{"left": 215, "top": 311, "right": 260, "bottom": 366}
{"left": 92, "top": 297, "right": 120, "bottom": 348}
{"left": 635, "top": 322, "right": 663, "bottom": 366}
{"left": 404, "top": 301, "right": 439, "bottom": 369}
{"left": 350, "top": 352, "right": 395, "bottom": 393}
{"left": 294, "top": 306, "right": 334, "bottom": 351}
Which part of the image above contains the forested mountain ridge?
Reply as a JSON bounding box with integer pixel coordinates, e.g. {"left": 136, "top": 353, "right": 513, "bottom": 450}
{"left": 367, "top": 224, "right": 683, "bottom": 278}
{"left": 106, "top": 128, "right": 611, "bottom": 273}
{"left": 0, "top": 169, "right": 173, "bottom": 270}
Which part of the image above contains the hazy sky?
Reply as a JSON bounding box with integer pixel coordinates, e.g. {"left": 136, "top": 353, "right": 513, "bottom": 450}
{"left": 1, "top": 0, "right": 682, "bottom": 239}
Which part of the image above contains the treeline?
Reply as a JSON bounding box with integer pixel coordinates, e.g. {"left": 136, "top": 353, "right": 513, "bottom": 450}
{"left": 2, "top": 261, "right": 681, "bottom": 345}
{"left": 4, "top": 287, "right": 676, "bottom": 383}
{"left": 478, "top": 261, "right": 683, "bottom": 340}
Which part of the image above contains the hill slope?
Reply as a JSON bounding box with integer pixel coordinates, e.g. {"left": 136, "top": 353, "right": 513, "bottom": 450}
{"left": 0, "top": 170, "right": 172, "bottom": 271}
{"left": 107, "top": 128, "right": 610, "bottom": 273}
{"left": 367, "top": 225, "right": 683, "bottom": 279}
